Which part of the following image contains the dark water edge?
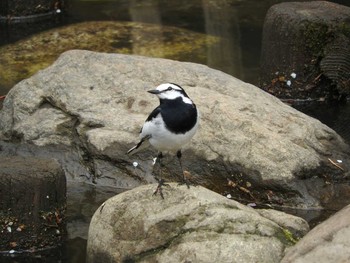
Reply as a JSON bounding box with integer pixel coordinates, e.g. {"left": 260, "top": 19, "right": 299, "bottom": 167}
{"left": 292, "top": 99, "right": 350, "bottom": 145}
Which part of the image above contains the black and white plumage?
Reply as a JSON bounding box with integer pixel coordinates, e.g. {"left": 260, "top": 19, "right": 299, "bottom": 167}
{"left": 127, "top": 83, "right": 199, "bottom": 194}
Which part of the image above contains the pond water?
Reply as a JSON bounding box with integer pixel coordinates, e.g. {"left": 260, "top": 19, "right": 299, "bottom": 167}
{"left": 1, "top": 0, "right": 349, "bottom": 93}
{"left": 0, "top": 1, "right": 349, "bottom": 262}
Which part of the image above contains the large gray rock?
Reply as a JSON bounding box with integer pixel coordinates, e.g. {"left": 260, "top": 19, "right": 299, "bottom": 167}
{"left": 87, "top": 184, "right": 309, "bottom": 263}
{"left": 0, "top": 50, "right": 349, "bottom": 207}
{"left": 282, "top": 204, "right": 350, "bottom": 263}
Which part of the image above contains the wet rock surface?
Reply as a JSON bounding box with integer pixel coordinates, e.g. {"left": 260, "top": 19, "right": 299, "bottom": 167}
{"left": 281, "top": 204, "right": 350, "bottom": 263}
{"left": 0, "top": 156, "right": 66, "bottom": 253}
{"left": 0, "top": 50, "right": 349, "bottom": 209}
{"left": 87, "top": 184, "right": 309, "bottom": 263}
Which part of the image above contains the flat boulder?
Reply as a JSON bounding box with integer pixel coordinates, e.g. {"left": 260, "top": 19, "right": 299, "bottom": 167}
{"left": 0, "top": 50, "right": 349, "bottom": 208}
{"left": 87, "top": 184, "right": 309, "bottom": 263}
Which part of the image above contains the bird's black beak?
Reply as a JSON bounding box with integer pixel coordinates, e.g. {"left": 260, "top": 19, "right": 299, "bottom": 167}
{"left": 148, "top": 89, "right": 161, "bottom": 94}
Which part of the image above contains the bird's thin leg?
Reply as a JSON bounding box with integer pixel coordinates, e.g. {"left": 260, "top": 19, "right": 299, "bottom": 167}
{"left": 157, "top": 152, "right": 163, "bottom": 177}
{"left": 153, "top": 152, "right": 168, "bottom": 198}
{"left": 177, "top": 150, "right": 183, "bottom": 175}
{"left": 177, "top": 150, "right": 190, "bottom": 188}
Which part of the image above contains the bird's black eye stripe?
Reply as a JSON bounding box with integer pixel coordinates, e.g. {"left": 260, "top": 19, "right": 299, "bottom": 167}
{"left": 160, "top": 86, "right": 173, "bottom": 93}
{"left": 160, "top": 87, "right": 173, "bottom": 93}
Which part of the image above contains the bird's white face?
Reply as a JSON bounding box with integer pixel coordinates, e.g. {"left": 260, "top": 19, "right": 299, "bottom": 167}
{"left": 149, "top": 83, "right": 192, "bottom": 104}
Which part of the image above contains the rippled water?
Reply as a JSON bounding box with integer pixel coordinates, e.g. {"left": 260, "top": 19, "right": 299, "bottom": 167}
{"left": 1, "top": 1, "right": 349, "bottom": 262}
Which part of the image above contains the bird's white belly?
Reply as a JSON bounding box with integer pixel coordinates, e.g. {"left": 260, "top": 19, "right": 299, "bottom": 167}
{"left": 141, "top": 114, "right": 198, "bottom": 152}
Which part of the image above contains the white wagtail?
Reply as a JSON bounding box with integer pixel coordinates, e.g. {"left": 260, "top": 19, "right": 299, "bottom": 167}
{"left": 127, "top": 83, "right": 199, "bottom": 197}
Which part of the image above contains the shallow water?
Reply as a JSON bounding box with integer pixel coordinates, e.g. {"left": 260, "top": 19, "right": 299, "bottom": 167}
{"left": 0, "top": 1, "right": 350, "bottom": 262}
{"left": 1, "top": 0, "right": 349, "bottom": 94}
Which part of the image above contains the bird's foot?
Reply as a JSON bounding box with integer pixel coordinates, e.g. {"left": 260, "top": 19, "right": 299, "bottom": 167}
{"left": 178, "top": 170, "right": 195, "bottom": 189}
{"left": 153, "top": 178, "right": 170, "bottom": 199}
{"left": 177, "top": 179, "right": 191, "bottom": 189}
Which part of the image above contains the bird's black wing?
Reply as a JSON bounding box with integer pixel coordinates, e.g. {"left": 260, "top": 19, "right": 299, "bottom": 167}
{"left": 127, "top": 106, "right": 161, "bottom": 155}
{"left": 127, "top": 134, "right": 151, "bottom": 155}
{"left": 145, "top": 106, "right": 161, "bottom": 122}
{"left": 138, "top": 106, "right": 161, "bottom": 134}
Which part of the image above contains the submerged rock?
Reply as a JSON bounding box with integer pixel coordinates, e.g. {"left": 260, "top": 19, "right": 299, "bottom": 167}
{"left": 0, "top": 50, "right": 349, "bottom": 208}
{"left": 0, "top": 21, "right": 218, "bottom": 91}
{"left": 87, "top": 184, "right": 309, "bottom": 263}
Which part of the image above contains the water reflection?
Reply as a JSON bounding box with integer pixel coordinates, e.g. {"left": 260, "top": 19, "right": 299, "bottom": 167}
{"left": 63, "top": 182, "right": 124, "bottom": 263}
{"left": 203, "top": 0, "right": 243, "bottom": 78}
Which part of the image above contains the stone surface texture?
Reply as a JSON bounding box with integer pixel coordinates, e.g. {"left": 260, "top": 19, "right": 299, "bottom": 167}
{"left": 87, "top": 184, "right": 309, "bottom": 263}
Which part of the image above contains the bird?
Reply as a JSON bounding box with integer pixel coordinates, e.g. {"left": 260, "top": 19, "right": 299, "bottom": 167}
{"left": 127, "top": 83, "right": 199, "bottom": 197}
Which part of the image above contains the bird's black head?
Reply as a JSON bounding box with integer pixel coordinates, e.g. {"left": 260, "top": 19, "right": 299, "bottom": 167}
{"left": 147, "top": 83, "right": 192, "bottom": 104}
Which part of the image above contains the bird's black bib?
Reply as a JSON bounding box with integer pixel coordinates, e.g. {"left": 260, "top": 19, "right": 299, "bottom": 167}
{"left": 147, "top": 97, "right": 197, "bottom": 134}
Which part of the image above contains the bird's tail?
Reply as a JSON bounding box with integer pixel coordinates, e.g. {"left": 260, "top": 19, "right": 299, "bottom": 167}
{"left": 127, "top": 135, "right": 151, "bottom": 155}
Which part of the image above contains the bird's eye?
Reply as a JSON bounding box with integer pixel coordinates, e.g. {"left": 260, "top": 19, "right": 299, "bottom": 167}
{"left": 167, "top": 87, "right": 173, "bottom": 91}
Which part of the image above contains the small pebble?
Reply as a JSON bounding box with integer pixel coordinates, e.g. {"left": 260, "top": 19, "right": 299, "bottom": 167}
{"left": 290, "top": 72, "right": 297, "bottom": 78}
{"left": 337, "top": 160, "right": 343, "bottom": 163}
{"left": 286, "top": 80, "right": 292, "bottom": 86}
{"left": 132, "top": 161, "right": 138, "bottom": 168}
{"left": 9, "top": 250, "right": 15, "bottom": 254}
{"left": 247, "top": 203, "right": 257, "bottom": 207}
{"left": 226, "top": 194, "right": 232, "bottom": 199}
{"left": 56, "top": 9, "right": 61, "bottom": 13}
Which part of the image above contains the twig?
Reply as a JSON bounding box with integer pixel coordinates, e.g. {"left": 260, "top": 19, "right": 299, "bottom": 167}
{"left": 328, "top": 158, "right": 344, "bottom": 171}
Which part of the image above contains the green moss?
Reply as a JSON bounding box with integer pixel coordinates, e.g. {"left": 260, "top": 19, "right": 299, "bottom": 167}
{"left": 300, "top": 21, "right": 350, "bottom": 58}
{"left": 301, "top": 22, "right": 330, "bottom": 57}
{"left": 337, "top": 22, "right": 350, "bottom": 38}
{"left": 277, "top": 228, "right": 299, "bottom": 246}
